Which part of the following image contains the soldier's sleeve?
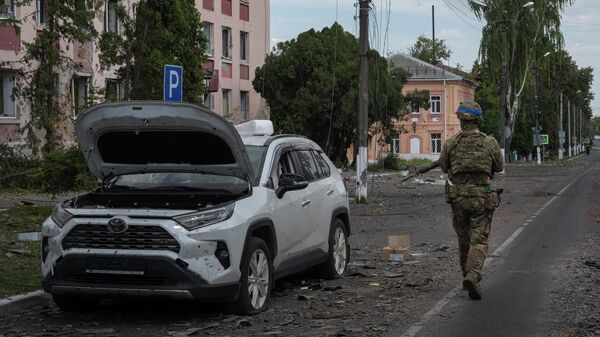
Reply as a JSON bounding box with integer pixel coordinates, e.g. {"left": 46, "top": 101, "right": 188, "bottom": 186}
{"left": 487, "top": 137, "right": 504, "bottom": 173}
{"left": 439, "top": 137, "right": 453, "bottom": 173}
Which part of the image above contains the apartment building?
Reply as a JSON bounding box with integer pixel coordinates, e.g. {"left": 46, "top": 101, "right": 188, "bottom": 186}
{"left": 0, "top": 0, "right": 270, "bottom": 145}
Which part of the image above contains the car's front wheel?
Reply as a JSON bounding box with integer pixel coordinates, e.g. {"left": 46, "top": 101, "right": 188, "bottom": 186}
{"left": 318, "top": 218, "right": 349, "bottom": 279}
{"left": 234, "top": 237, "right": 272, "bottom": 315}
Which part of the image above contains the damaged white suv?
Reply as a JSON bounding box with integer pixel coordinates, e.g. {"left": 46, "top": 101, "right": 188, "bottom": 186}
{"left": 41, "top": 102, "right": 350, "bottom": 314}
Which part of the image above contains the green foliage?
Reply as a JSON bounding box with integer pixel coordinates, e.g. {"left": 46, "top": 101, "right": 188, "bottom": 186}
{"left": 253, "top": 23, "right": 407, "bottom": 164}
{"left": 0, "top": 144, "right": 40, "bottom": 191}
{"left": 30, "top": 147, "right": 98, "bottom": 195}
{"left": 0, "top": 146, "right": 96, "bottom": 194}
{"left": 408, "top": 34, "right": 452, "bottom": 65}
{"left": 10, "top": 0, "right": 102, "bottom": 153}
{"left": 404, "top": 89, "right": 431, "bottom": 113}
{"left": 126, "top": 0, "right": 207, "bottom": 103}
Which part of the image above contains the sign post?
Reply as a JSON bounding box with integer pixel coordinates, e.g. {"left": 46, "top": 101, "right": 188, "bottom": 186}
{"left": 163, "top": 65, "right": 183, "bottom": 102}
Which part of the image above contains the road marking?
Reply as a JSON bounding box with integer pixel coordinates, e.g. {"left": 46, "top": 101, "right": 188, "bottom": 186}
{"left": 398, "top": 163, "right": 595, "bottom": 337}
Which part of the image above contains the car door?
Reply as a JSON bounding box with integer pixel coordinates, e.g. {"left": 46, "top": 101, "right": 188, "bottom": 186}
{"left": 269, "top": 146, "right": 312, "bottom": 269}
{"left": 293, "top": 148, "right": 329, "bottom": 253}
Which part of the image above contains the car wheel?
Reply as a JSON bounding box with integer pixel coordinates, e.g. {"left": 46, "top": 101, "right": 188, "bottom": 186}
{"left": 52, "top": 295, "right": 100, "bottom": 312}
{"left": 234, "top": 237, "right": 272, "bottom": 315}
{"left": 318, "top": 218, "right": 349, "bottom": 279}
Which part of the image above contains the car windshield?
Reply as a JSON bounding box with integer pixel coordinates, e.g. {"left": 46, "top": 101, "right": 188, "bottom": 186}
{"left": 245, "top": 145, "right": 267, "bottom": 175}
{"left": 109, "top": 172, "right": 249, "bottom": 195}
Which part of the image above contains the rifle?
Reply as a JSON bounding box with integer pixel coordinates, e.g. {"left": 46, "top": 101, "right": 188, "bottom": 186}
{"left": 401, "top": 160, "right": 440, "bottom": 182}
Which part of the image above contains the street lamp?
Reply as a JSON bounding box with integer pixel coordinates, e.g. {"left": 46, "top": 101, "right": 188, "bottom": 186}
{"left": 523, "top": 2, "right": 535, "bottom": 9}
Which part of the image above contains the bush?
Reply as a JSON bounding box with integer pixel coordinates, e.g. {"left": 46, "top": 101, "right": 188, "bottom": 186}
{"left": 0, "top": 144, "right": 40, "bottom": 191}
{"left": 383, "top": 154, "right": 400, "bottom": 170}
{"left": 0, "top": 145, "right": 97, "bottom": 195}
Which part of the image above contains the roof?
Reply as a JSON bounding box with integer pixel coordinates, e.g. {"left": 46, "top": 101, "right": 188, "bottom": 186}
{"left": 389, "top": 53, "right": 473, "bottom": 83}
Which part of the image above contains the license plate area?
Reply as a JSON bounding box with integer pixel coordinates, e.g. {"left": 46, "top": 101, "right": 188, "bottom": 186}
{"left": 85, "top": 257, "right": 146, "bottom": 275}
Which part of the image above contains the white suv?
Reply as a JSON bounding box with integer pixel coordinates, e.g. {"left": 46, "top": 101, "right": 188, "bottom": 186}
{"left": 41, "top": 102, "right": 350, "bottom": 314}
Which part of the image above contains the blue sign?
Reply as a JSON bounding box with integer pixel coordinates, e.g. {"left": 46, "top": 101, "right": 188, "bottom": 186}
{"left": 163, "top": 65, "right": 183, "bottom": 102}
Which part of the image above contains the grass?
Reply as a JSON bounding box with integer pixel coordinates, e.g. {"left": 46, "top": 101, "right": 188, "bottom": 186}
{"left": 0, "top": 206, "right": 52, "bottom": 298}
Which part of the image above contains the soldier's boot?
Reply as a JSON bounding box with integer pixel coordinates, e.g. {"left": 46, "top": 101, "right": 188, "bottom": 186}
{"left": 462, "top": 272, "right": 482, "bottom": 300}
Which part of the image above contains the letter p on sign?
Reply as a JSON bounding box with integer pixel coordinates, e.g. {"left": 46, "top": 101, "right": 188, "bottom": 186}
{"left": 163, "top": 65, "right": 183, "bottom": 102}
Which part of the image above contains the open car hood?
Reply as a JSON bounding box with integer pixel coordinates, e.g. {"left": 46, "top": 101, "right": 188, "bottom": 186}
{"left": 75, "top": 102, "right": 254, "bottom": 182}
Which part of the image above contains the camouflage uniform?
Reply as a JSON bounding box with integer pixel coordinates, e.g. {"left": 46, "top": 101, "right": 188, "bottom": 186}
{"left": 439, "top": 101, "right": 504, "bottom": 298}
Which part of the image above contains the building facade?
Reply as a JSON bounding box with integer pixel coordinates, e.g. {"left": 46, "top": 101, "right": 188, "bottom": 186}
{"left": 0, "top": 0, "right": 270, "bottom": 146}
{"left": 382, "top": 54, "right": 477, "bottom": 161}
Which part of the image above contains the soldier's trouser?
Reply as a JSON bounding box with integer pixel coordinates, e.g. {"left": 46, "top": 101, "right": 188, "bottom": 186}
{"left": 450, "top": 196, "right": 494, "bottom": 282}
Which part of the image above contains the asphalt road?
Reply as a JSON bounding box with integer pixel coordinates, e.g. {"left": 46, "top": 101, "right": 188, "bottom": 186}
{"left": 409, "top": 147, "right": 600, "bottom": 337}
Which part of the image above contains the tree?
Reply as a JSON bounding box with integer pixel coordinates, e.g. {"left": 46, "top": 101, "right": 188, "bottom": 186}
{"left": 100, "top": 0, "right": 207, "bottom": 103}
{"left": 408, "top": 34, "right": 452, "bottom": 65}
{"left": 6, "top": 0, "right": 102, "bottom": 153}
{"left": 253, "top": 23, "right": 408, "bottom": 164}
{"left": 469, "top": 0, "right": 574, "bottom": 159}
{"left": 592, "top": 117, "right": 600, "bottom": 136}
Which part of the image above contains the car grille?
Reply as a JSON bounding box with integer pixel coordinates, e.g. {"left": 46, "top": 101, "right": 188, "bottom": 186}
{"left": 62, "top": 224, "right": 180, "bottom": 253}
{"left": 70, "top": 273, "right": 170, "bottom": 286}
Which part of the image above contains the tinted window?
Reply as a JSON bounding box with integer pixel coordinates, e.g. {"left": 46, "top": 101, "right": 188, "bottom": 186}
{"left": 313, "top": 151, "right": 331, "bottom": 178}
{"left": 245, "top": 145, "right": 267, "bottom": 174}
{"left": 296, "top": 150, "right": 319, "bottom": 182}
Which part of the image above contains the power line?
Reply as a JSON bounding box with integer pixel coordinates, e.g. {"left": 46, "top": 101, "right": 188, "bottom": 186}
{"left": 441, "top": 0, "right": 481, "bottom": 32}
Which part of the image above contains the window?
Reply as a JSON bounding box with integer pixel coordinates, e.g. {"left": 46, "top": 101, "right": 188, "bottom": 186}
{"left": 72, "top": 76, "right": 89, "bottom": 115}
{"left": 313, "top": 151, "right": 331, "bottom": 178}
{"left": 37, "top": 0, "right": 47, "bottom": 24}
{"left": 222, "top": 27, "right": 231, "bottom": 59}
{"left": 203, "top": 92, "right": 213, "bottom": 110}
{"left": 1, "top": 71, "right": 16, "bottom": 118}
{"left": 273, "top": 151, "right": 297, "bottom": 188}
{"left": 221, "top": 0, "right": 232, "bottom": 16}
{"left": 203, "top": 22, "right": 214, "bottom": 56}
{"left": 296, "top": 150, "right": 319, "bottom": 182}
{"left": 105, "top": 79, "right": 120, "bottom": 102}
{"left": 105, "top": 0, "right": 118, "bottom": 33}
{"left": 240, "top": 31, "right": 249, "bottom": 61}
{"left": 222, "top": 89, "right": 231, "bottom": 116}
{"left": 392, "top": 134, "right": 400, "bottom": 155}
{"left": 202, "top": 0, "right": 214, "bottom": 11}
{"left": 0, "top": 0, "right": 15, "bottom": 19}
{"left": 430, "top": 95, "right": 441, "bottom": 114}
{"left": 431, "top": 133, "right": 442, "bottom": 154}
{"left": 240, "top": 1, "right": 249, "bottom": 21}
{"left": 240, "top": 91, "right": 249, "bottom": 120}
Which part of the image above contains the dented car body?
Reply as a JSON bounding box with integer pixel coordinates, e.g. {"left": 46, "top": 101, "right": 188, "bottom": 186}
{"left": 41, "top": 102, "right": 350, "bottom": 314}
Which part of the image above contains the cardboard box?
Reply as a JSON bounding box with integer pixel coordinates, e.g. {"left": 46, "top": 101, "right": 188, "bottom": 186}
{"left": 381, "top": 235, "right": 411, "bottom": 262}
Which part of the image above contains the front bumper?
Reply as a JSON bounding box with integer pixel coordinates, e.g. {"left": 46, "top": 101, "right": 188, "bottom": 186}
{"left": 43, "top": 254, "right": 240, "bottom": 300}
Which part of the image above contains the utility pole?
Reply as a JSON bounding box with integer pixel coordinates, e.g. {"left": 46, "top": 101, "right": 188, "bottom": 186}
{"left": 432, "top": 5, "right": 435, "bottom": 64}
{"left": 356, "top": 0, "right": 370, "bottom": 202}
{"left": 500, "top": 13, "right": 508, "bottom": 162}
{"left": 558, "top": 92, "right": 564, "bottom": 160}
{"left": 568, "top": 100, "right": 572, "bottom": 157}
{"left": 533, "top": 66, "right": 541, "bottom": 165}
{"left": 579, "top": 108, "right": 582, "bottom": 153}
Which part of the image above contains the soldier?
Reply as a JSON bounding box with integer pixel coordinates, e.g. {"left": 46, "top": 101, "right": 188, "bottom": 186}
{"left": 439, "top": 101, "right": 504, "bottom": 300}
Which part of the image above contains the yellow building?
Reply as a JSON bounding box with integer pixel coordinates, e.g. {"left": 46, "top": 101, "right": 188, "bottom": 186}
{"left": 368, "top": 54, "right": 477, "bottom": 162}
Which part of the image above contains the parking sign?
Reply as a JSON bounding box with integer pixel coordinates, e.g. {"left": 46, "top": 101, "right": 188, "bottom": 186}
{"left": 164, "top": 65, "right": 183, "bottom": 102}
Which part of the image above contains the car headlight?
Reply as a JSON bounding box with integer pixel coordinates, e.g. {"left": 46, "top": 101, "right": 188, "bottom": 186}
{"left": 174, "top": 204, "right": 235, "bottom": 230}
{"left": 51, "top": 203, "right": 73, "bottom": 228}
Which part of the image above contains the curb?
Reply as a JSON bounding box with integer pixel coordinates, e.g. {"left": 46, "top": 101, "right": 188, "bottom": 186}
{"left": 0, "top": 290, "right": 52, "bottom": 315}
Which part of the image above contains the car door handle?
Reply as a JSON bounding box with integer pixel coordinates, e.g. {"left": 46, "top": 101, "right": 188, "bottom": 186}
{"left": 326, "top": 189, "right": 335, "bottom": 196}
{"left": 301, "top": 200, "right": 311, "bottom": 207}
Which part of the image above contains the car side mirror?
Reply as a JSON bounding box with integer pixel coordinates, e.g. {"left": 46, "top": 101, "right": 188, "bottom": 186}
{"left": 276, "top": 173, "right": 308, "bottom": 198}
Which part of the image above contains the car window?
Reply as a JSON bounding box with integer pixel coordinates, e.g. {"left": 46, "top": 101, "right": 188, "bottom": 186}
{"left": 296, "top": 150, "right": 319, "bottom": 182}
{"left": 313, "top": 151, "right": 331, "bottom": 178}
{"left": 273, "top": 151, "right": 296, "bottom": 187}
{"left": 245, "top": 145, "right": 267, "bottom": 175}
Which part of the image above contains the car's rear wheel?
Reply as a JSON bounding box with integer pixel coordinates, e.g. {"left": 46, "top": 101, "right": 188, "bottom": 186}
{"left": 234, "top": 237, "right": 272, "bottom": 315}
{"left": 52, "top": 295, "right": 100, "bottom": 312}
{"left": 317, "top": 218, "right": 349, "bottom": 279}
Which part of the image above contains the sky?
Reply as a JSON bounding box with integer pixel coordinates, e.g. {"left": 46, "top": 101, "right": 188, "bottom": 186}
{"left": 270, "top": 0, "right": 600, "bottom": 116}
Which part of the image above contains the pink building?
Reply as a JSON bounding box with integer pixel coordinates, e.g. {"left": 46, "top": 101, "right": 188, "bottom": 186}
{"left": 377, "top": 54, "right": 477, "bottom": 161}
{"left": 0, "top": 0, "right": 270, "bottom": 146}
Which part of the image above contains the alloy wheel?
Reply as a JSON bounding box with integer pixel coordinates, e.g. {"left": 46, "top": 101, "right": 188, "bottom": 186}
{"left": 333, "top": 227, "right": 347, "bottom": 275}
{"left": 247, "top": 248, "right": 269, "bottom": 309}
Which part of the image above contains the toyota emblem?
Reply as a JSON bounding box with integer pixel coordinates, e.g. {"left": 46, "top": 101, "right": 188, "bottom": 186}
{"left": 107, "top": 218, "right": 128, "bottom": 233}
